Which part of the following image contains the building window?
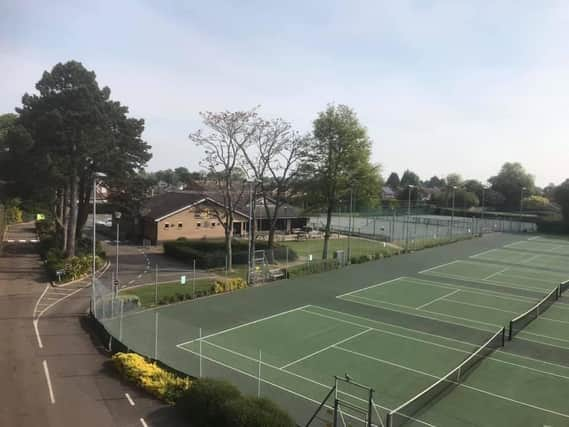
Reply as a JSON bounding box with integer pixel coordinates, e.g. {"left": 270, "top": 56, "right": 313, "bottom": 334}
{"left": 178, "top": 223, "right": 183, "bottom": 228}
{"left": 164, "top": 223, "right": 169, "bottom": 229}
{"left": 211, "top": 222, "right": 216, "bottom": 227}
{"left": 197, "top": 222, "right": 201, "bottom": 228}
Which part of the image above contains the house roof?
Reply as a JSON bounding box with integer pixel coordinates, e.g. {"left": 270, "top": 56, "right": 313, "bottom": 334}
{"left": 141, "top": 190, "right": 306, "bottom": 222}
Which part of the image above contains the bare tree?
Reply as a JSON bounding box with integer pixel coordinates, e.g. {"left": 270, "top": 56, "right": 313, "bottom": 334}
{"left": 239, "top": 118, "right": 308, "bottom": 250}
{"left": 190, "top": 109, "right": 258, "bottom": 270}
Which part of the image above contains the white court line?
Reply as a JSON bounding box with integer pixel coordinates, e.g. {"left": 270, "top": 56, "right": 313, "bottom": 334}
{"left": 406, "top": 277, "right": 537, "bottom": 303}
{"left": 470, "top": 248, "right": 498, "bottom": 258}
{"left": 177, "top": 305, "right": 310, "bottom": 347}
{"left": 418, "top": 260, "right": 460, "bottom": 275}
{"left": 483, "top": 267, "right": 510, "bottom": 281}
{"left": 281, "top": 328, "right": 372, "bottom": 369}
{"left": 310, "top": 305, "right": 569, "bottom": 374}
{"left": 443, "top": 299, "right": 517, "bottom": 315}
{"left": 302, "top": 307, "right": 569, "bottom": 382}
{"left": 140, "top": 418, "right": 148, "bottom": 427}
{"left": 42, "top": 360, "right": 56, "bottom": 404}
{"left": 337, "top": 277, "right": 402, "bottom": 298}
{"left": 422, "top": 271, "right": 546, "bottom": 293}
{"left": 333, "top": 346, "right": 569, "bottom": 420}
{"left": 528, "top": 236, "right": 540, "bottom": 241}
{"left": 125, "top": 393, "right": 135, "bottom": 406}
{"left": 416, "top": 289, "right": 460, "bottom": 310}
{"left": 521, "top": 254, "right": 541, "bottom": 265}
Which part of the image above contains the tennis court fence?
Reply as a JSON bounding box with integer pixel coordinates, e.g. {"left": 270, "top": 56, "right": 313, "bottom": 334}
{"left": 386, "top": 327, "right": 505, "bottom": 427}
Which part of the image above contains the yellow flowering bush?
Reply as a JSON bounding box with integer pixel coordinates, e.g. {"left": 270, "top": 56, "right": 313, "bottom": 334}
{"left": 112, "top": 352, "right": 191, "bottom": 404}
{"left": 212, "top": 278, "right": 247, "bottom": 294}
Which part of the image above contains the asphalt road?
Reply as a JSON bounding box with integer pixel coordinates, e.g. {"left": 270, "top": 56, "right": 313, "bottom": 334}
{"left": 1, "top": 222, "right": 185, "bottom": 427}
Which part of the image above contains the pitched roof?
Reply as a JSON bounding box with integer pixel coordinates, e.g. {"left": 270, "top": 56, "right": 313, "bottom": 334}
{"left": 141, "top": 191, "right": 206, "bottom": 220}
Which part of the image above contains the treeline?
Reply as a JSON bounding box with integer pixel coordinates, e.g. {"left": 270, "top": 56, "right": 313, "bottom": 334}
{"left": 0, "top": 61, "right": 151, "bottom": 257}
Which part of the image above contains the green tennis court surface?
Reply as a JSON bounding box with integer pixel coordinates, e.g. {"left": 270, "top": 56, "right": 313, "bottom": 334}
{"left": 504, "top": 240, "right": 569, "bottom": 256}
{"left": 99, "top": 233, "right": 569, "bottom": 426}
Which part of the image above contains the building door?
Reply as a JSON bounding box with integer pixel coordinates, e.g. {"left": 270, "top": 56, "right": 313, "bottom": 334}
{"left": 233, "top": 222, "right": 242, "bottom": 236}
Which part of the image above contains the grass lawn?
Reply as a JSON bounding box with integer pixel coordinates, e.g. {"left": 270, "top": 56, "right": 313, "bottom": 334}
{"left": 121, "top": 278, "right": 215, "bottom": 307}
{"left": 282, "top": 237, "right": 398, "bottom": 260}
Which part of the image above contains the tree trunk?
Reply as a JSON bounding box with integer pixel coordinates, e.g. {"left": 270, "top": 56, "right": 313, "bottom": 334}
{"left": 76, "top": 175, "right": 92, "bottom": 239}
{"left": 225, "top": 212, "right": 233, "bottom": 271}
{"left": 62, "top": 184, "right": 70, "bottom": 252}
{"left": 322, "top": 203, "right": 333, "bottom": 260}
{"left": 66, "top": 173, "right": 79, "bottom": 257}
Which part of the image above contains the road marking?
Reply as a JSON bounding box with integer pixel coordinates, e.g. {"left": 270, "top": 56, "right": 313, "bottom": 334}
{"left": 42, "top": 360, "right": 56, "bottom": 404}
{"left": 18, "top": 239, "right": 27, "bottom": 243}
{"left": 416, "top": 289, "right": 460, "bottom": 310}
{"left": 125, "top": 393, "right": 135, "bottom": 406}
{"left": 33, "top": 319, "right": 43, "bottom": 349}
{"left": 6, "top": 239, "right": 15, "bottom": 242}
{"left": 140, "top": 418, "right": 148, "bottom": 427}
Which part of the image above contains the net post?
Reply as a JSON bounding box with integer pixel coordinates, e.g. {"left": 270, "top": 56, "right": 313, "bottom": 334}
{"left": 501, "top": 327, "right": 505, "bottom": 347}
{"left": 386, "top": 413, "right": 392, "bottom": 427}
{"left": 367, "top": 389, "right": 374, "bottom": 427}
{"left": 508, "top": 321, "right": 513, "bottom": 341}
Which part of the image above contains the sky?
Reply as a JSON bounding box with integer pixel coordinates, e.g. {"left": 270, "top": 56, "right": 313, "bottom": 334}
{"left": 1, "top": 0, "right": 568, "bottom": 187}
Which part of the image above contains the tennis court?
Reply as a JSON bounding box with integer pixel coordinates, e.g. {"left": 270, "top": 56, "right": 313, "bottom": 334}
{"left": 470, "top": 248, "right": 569, "bottom": 272}
{"left": 175, "top": 304, "right": 569, "bottom": 427}
{"left": 97, "top": 233, "right": 569, "bottom": 426}
{"left": 504, "top": 240, "right": 569, "bottom": 256}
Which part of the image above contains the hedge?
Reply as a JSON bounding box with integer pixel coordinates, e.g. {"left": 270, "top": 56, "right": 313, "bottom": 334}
{"left": 164, "top": 238, "right": 298, "bottom": 269}
{"left": 176, "top": 378, "right": 295, "bottom": 427}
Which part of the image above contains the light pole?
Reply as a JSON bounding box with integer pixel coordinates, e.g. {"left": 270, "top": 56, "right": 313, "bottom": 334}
{"left": 450, "top": 185, "right": 457, "bottom": 239}
{"left": 347, "top": 188, "right": 353, "bottom": 261}
{"left": 481, "top": 185, "right": 488, "bottom": 234}
{"left": 91, "top": 172, "right": 106, "bottom": 314}
{"left": 114, "top": 211, "right": 121, "bottom": 285}
{"left": 519, "top": 186, "right": 527, "bottom": 216}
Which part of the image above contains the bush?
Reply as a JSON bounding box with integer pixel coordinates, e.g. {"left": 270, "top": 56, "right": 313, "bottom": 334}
{"left": 177, "top": 378, "right": 294, "bottom": 427}
{"left": 287, "top": 259, "right": 340, "bottom": 279}
{"left": 213, "top": 278, "right": 247, "bottom": 294}
{"left": 177, "top": 378, "right": 242, "bottom": 426}
{"left": 112, "top": 352, "right": 191, "bottom": 404}
{"left": 163, "top": 239, "right": 298, "bottom": 268}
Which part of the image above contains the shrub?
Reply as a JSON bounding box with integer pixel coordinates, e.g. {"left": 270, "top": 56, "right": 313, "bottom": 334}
{"left": 176, "top": 378, "right": 294, "bottom": 427}
{"left": 112, "top": 352, "right": 191, "bottom": 403}
{"left": 177, "top": 378, "right": 242, "bottom": 426}
{"left": 213, "top": 278, "right": 247, "bottom": 294}
{"left": 223, "top": 396, "right": 296, "bottom": 427}
{"left": 287, "top": 259, "right": 340, "bottom": 279}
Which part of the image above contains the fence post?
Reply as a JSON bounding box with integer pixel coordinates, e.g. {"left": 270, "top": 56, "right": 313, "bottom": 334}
{"left": 199, "top": 327, "right": 203, "bottom": 378}
{"left": 258, "top": 349, "right": 262, "bottom": 398}
{"left": 119, "top": 299, "right": 124, "bottom": 341}
{"left": 154, "top": 311, "right": 159, "bottom": 360}
{"left": 193, "top": 259, "right": 196, "bottom": 298}
{"left": 154, "top": 264, "right": 158, "bottom": 305}
{"left": 285, "top": 247, "right": 289, "bottom": 277}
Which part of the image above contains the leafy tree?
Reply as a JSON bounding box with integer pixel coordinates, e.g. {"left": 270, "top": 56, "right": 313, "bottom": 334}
{"left": 0, "top": 114, "right": 17, "bottom": 181}
{"left": 432, "top": 188, "right": 479, "bottom": 209}
{"left": 522, "top": 195, "right": 551, "bottom": 211}
{"left": 7, "top": 61, "right": 151, "bottom": 256}
{"left": 386, "top": 172, "right": 400, "bottom": 189}
{"left": 309, "top": 104, "right": 381, "bottom": 259}
{"left": 400, "top": 170, "right": 420, "bottom": 188}
{"left": 484, "top": 188, "right": 506, "bottom": 208}
{"left": 554, "top": 180, "right": 569, "bottom": 224}
{"left": 425, "top": 175, "right": 445, "bottom": 188}
{"left": 489, "top": 162, "right": 535, "bottom": 209}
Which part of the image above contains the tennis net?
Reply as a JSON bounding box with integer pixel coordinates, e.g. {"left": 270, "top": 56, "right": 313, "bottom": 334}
{"left": 559, "top": 280, "right": 569, "bottom": 295}
{"left": 508, "top": 287, "right": 559, "bottom": 341}
{"left": 386, "top": 327, "right": 505, "bottom": 427}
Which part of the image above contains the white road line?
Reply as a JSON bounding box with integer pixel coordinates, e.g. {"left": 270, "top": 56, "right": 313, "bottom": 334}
{"left": 176, "top": 305, "right": 310, "bottom": 347}
{"left": 42, "top": 360, "right": 56, "bottom": 404}
{"left": 33, "top": 319, "right": 43, "bottom": 349}
{"left": 140, "top": 418, "right": 148, "bottom": 427}
{"left": 418, "top": 260, "right": 460, "bottom": 274}
{"left": 281, "top": 328, "right": 373, "bottom": 369}
{"left": 483, "top": 267, "right": 510, "bottom": 281}
{"left": 18, "top": 239, "right": 27, "bottom": 243}
{"left": 416, "top": 289, "right": 461, "bottom": 310}
{"left": 6, "top": 239, "right": 15, "bottom": 243}
{"left": 125, "top": 393, "right": 135, "bottom": 406}
{"left": 33, "top": 283, "right": 50, "bottom": 318}
{"left": 336, "top": 277, "right": 402, "bottom": 298}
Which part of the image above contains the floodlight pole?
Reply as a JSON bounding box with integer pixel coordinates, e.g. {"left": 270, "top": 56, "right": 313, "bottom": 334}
{"left": 347, "top": 188, "right": 353, "bottom": 260}
{"left": 406, "top": 185, "right": 415, "bottom": 250}
{"left": 91, "top": 175, "right": 97, "bottom": 313}
{"left": 114, "top": 211, "right": 121, "bottom": 284}
{"left": 450, "top": 186, "right": 457, "bottom": 239}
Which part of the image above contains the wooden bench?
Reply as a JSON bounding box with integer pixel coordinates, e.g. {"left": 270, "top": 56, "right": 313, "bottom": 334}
{"left": 268, "top": 268, "right": 285, "bottom": 280}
